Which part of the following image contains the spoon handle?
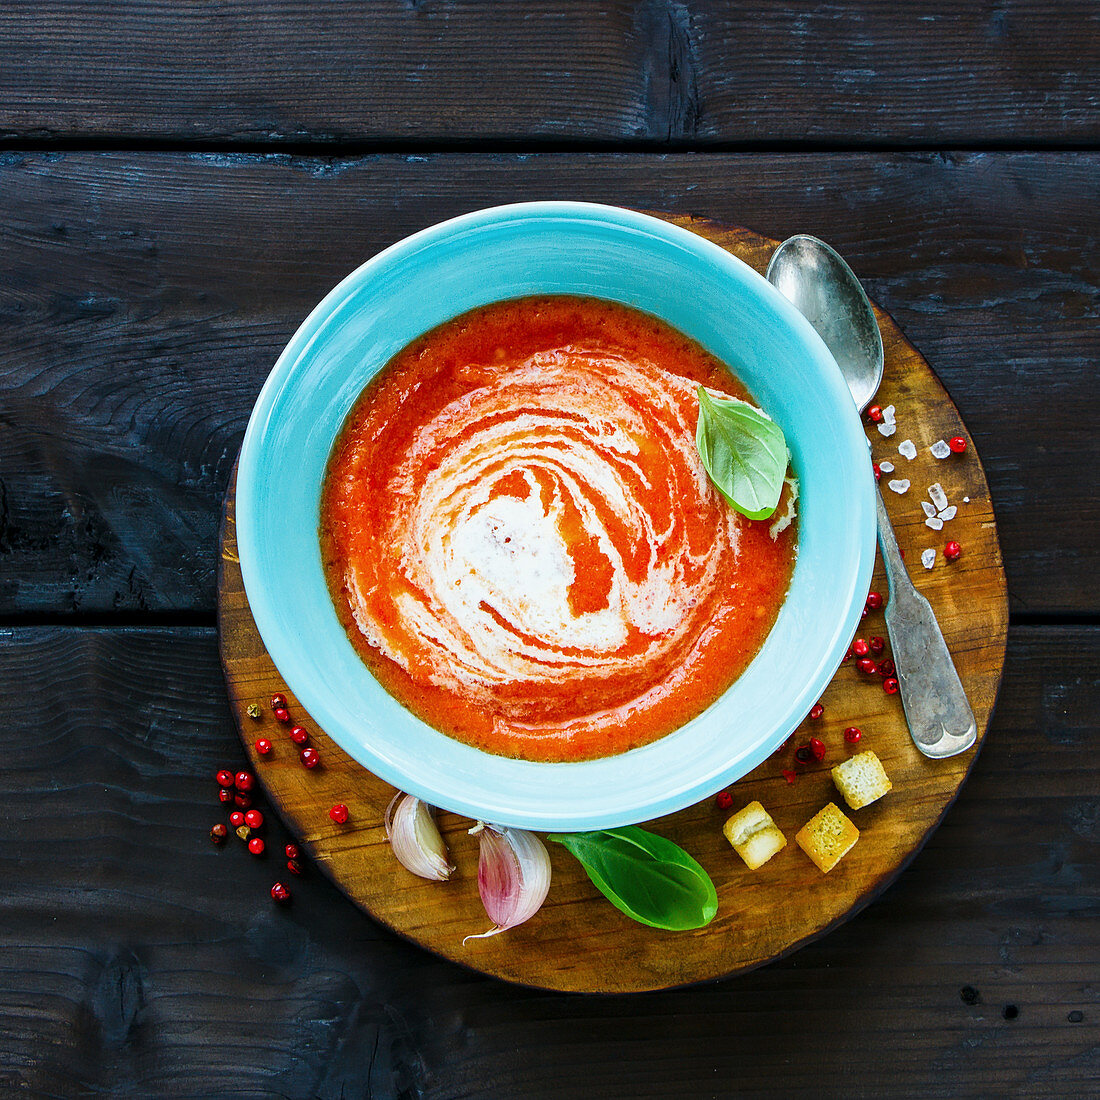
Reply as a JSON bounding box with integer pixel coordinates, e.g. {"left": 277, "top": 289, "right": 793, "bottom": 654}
{"left": 874, "top": 488, "right": 977, "bottom": 758}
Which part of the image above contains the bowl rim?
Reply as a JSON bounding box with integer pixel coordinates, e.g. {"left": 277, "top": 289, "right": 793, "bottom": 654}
{"left": 236, "top": 201, "right": 876, "bottom": 830}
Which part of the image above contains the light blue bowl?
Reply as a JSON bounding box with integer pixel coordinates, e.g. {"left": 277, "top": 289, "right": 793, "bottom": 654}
{"left": 237, "top": 202, "right": 875, "bottom": 831}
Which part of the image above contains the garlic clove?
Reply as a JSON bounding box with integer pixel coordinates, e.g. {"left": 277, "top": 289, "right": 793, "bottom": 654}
{"left": 464, "top": 822, "right": 551, "bottom": 942}
{"left": 384, "top": 792, "right": 454, "bottom": 881}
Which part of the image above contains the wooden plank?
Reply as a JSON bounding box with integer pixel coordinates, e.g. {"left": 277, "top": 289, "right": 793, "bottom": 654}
{"left": 1, "top": 151, "right": 1097, "bottom": 616}
{"left": 1, "top": 2, "right": 1098, "bottom": 146}
{"left": 0, "top": 624, "right": 1095, "bottom": 1095}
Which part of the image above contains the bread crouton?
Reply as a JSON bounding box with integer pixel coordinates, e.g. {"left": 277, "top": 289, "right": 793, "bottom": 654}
{"left": 796, "top": 802, "right": 859, "bottom": 873}
{"left": 723, "top": 800, "right": 787, "bottom": 870}
{"left": 832, "top": 750, "right": 893, "bottom": 810}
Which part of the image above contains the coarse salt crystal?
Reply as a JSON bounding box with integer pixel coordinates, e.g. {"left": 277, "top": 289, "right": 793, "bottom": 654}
{"left": 888, "top": 479, "right": 910, "bottom": 495}
{"left": 938, "top": 505, "right": 957, "bottom": 521}
{"left": 898, "top": 439, "right": 917, "bottom": 461}
{"left": 878, "top": 422, "right": 897, "bottom": 437}
{"left": 878, "top": 460, "right": 895, "bottom": 473}
{"left": 963, "top": 496, "right": 970, "bottom": 503}
{"left": 882, "top": 404, "right": 896, "bottom": 425}
{"left": 921, "top": 548, "right": 936, "bottom": 569}
{"left": 930, "top": 440, "right": 951, "bottom": 459}
{"left": 928, "top": 483, "right": 949, "bottom": 511}
{"left": 921, "top": 501, "right": 936, "bottom": 518}
{"left": 925, "top": 516, "right": 944, "bottom": 531}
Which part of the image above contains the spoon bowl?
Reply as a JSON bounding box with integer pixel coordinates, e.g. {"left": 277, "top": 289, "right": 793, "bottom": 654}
{"left": 765, "top": 236, "right": 884, "bottom": 413}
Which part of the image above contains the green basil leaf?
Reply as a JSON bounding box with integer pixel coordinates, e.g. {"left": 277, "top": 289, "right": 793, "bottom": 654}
{"left": 695, "top": 386, "right": 788, "bottom": 520}
{"left": 548, "top": 826, "right": 718, "bottom": 931}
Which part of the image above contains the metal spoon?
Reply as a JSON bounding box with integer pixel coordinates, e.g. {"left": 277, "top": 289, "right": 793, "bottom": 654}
{"left": 766, "top": 234, "right": 976, "bottom": 758}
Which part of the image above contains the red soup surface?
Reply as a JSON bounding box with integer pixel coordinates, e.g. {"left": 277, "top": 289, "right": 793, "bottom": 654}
{"left": 321, "top": 296, "right": 797, "bottom": 762}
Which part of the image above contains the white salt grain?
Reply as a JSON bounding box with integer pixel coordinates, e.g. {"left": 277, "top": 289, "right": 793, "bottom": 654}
{"left": 930, "top": 440, "right": 951, "bottom": 459}
{"left": 928, "top": 483, "right": 949, "bottom": 511}
{"left": 888, "top": 479, "right": 911, "bottom": 495}
{"left": 925, "top": 516, "right": 944, "bottom": 530}
{"left": 898, "top": 439, "right": 917, "bottom": 461}
{"left": 878, "top": 422, "right": 897, "bottom": 437}
{"left": 879, "top": 460, "right": 895, "bottom": 473}
{"left": 963, "top": 496, "right": 970, "bottom": 503}
{"left": 921, "top": 501, "right": 936, "bottom": 518}
{"left": 938, "top": 505, "right": 957, "bottom": 521}
{"left": 921, "top": 548, "right": 936, "bottom": 569}
{"left": 882, "top": 404, "right": 896, "bottom": 425}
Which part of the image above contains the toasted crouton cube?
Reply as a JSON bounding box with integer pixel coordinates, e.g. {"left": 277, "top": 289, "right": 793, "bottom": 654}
{"left": 796, "top": 803, "right": 859, "bottom": 873}
{"left": 832, "top": 750, "right": 893, "bottom": 810}
{"left": 723, "top": 800, "right": 787, "bottom": 870}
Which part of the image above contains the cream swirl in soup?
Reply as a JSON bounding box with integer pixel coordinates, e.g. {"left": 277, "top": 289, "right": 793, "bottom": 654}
{"left": 321, "top": 297, "right": 796, "bottom": 761}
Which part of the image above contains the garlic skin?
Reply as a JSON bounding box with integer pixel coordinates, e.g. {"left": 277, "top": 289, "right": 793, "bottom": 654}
{"left": 384, "top": 792, "right": 454, "bottom": 881}
{"left": 465, "top": 823, "right": 552, "bottom": 941}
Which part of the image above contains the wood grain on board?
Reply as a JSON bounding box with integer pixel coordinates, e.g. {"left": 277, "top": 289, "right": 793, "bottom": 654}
{"left": 2, "top": 151, "right": 1097, "bottom": 618}
{"left": 2, "top": 2, "right": 1098, "bottom": 146}
{"left": 217, "top": 220, "right": 1008, "bottom": 993}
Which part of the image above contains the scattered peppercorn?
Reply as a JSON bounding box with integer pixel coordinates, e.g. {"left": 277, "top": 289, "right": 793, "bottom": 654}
{"left": 1003, "top": 1004, "right": 1019, "bottom": 1021}
{"left": 218, "top": 787, "right": 234, "bottom": 804}
{"left": 285, "top": 844, "right": 300, "bottom": 860}
{"left": 235, "top": 771, "right": 254, "bottom": 792}
{"left": 960, "top": 986, "right": 981, "bottom": 1006}
{"left": 852, "top": 638, "right": 870, "bottom": 657}
{"left": 878, "top": 658, "right": 896, "bottom": 678}
{"left": 235, "top": 825, "right": 251, "bottom": 842}
{"left": 866, "top": 591, "right": 884, "bottom": 610}
{"left": 210, "top": 823, "right": 228, "bottom": 845}
{"left": 271, "top": 693, "right": 287, "bottom": 711}
{"left": 287, "top": 858, "right": 303, "bottom": 876}
{"left": 872, "top": 463, "right": 881, "bottom": 481}
{"left": 273, "top": 707, "right": 290, "bottom": 723}
{"left": 844, "top": 727, "right": 862, "bottom": 744}
{"left": 883, "top": 677, "right": 899, "bottom": 695}
{"left": 289, "top": 725, "right": 309, "bottom": 745}
{"left": 255, "top": 738, "right": 272, "bottom": 756}
{"left": 782, "top": 769, "right": 796, "bottom": 785}
{"left": 945, "top": 540, "right": 962, "bottom": 562}
{"left": 248, "top": 837, "right": 265, "bottom": 856}
{"left": 809, "top": 702, "right": 824, "bottom": 720}
{"left": 809, "top": 737, "right": 826, "bottom": 762}
{"left": 857, "top": 657, "right": 877, "bottom": 675}
{"left": 216, "top": 769, "right": 234, "bottom": 788}
{"left": 867, "top": 405, "right": 883, "bottom": 423}
{"left": 233, "top": 791, "right": 252, "bottom": 810}
{"left": 246, "top": 703, "right": 262, "bottom": 720}
{"left": 300, "top": 747, "right": 320, "bottom": 769}
{"left": 795, "top": 743, "right": 813, "bottom": 764}
{"left": 870, "top": 636, "right": 885, "bottom": 655}
{"left": 244, "top": 809, "right": 264, "bottom": 829}
{"left": 948, "top": 436, "right": 967, "bottom": 454}
{"left": 271, "top": 882, "right": 291, "bottom": 904}
{"left": 715, "top": 790, "right": 733, "bottom": 811}
{"left": 1067, "top": 1010, "right": 1083, "bottom": 1023}
{"left": 229, "top": 811, "right": 245, "bottom": 828}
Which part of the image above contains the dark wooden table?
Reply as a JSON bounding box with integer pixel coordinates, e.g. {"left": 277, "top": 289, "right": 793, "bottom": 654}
{"left": 2, "top": 4, "right": 1097, "bottom": 1096}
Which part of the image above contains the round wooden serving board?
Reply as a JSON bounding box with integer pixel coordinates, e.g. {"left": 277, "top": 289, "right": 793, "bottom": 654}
{"left": 218, "top": 216, "right": 1008, "bottom": 993}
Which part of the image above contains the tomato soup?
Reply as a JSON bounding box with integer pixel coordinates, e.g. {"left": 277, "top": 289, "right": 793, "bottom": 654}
{"left": 321, "top": 296, "right": 796, "bottom": 762}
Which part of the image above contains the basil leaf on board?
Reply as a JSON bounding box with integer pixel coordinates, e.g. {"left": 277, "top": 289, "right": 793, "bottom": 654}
{"left": 695, "top": 386, "right": 788, "bottom": 520}
{"left": 547, "top": 826, "right": 718, "bottom": 931}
